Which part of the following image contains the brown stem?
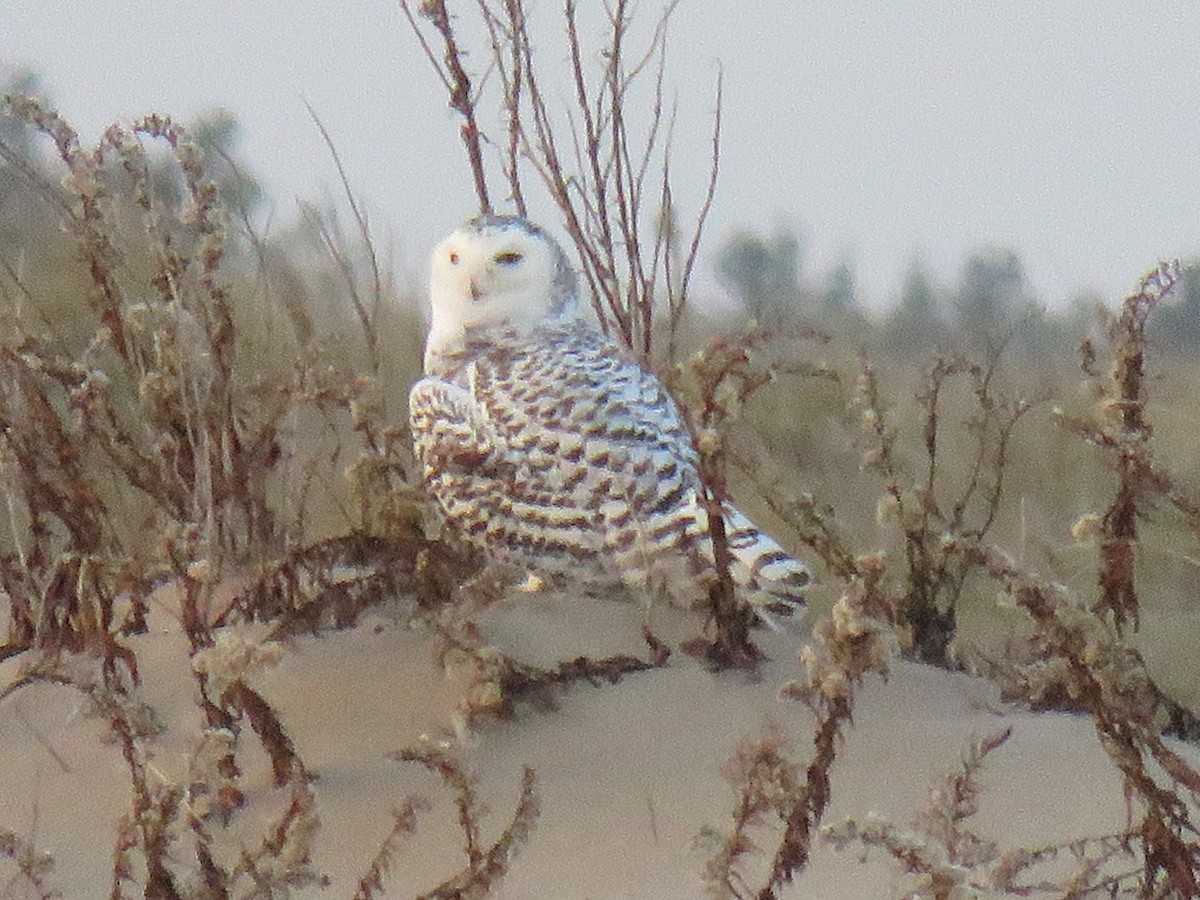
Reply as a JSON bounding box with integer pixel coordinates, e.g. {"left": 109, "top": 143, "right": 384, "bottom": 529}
{"left": 423, "top": 0, "right": 492, "bottom": 213}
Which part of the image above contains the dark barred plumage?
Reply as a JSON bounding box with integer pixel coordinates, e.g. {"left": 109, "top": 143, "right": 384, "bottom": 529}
{"left": 409, "top": 216, "right": 809, "bottom": 620}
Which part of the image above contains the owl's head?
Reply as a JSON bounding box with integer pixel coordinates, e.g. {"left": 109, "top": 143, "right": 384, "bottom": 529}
{"left": 426, "top": 215, "right": 580, "bottom": 355}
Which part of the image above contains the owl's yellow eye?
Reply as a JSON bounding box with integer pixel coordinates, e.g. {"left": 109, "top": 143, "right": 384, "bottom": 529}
{"left": 495, "top": 251, "right": 523, "bottom": 266}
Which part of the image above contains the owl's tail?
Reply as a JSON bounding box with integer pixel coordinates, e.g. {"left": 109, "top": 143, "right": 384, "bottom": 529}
{"left": 611, "top": 496, "right": 811, "bottom": 627}
{"left": 718, "top": 506, "right": 810, "bottom": 625}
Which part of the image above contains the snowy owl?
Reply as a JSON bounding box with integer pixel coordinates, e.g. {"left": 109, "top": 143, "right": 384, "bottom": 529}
{"left": 408, "top": 214, "right": 810, "bottom": 621}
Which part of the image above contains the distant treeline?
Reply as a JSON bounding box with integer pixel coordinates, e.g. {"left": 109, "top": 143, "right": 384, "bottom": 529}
{"left": 714, "top": 224, "right": 1200, "bottom": 355}
{"left": 4, "top": 68, "right": 1197, "bottom": 364}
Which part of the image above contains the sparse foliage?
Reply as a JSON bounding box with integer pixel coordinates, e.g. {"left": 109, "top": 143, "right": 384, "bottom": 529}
{"left": 4, "top": 5, "right": 1200, "bottom": 896}
{"left": 391, "top": 742, "right": 539, "bottom": 899}
{"left": 951, "top": 536, "right": 1200, "bottom": 897}
{"left": 399, "top": 0, "right": 719, "bottom": 362}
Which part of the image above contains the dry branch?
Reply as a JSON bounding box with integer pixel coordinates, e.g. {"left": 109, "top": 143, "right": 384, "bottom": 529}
{"left": 399, "top": 0, "right": 718, "bottom": 360}
{"left": 855, "top": 341, "right": 1032, "bottom": 667}
{"left": 393, "top": 743, "right": 539, "bottom": 897}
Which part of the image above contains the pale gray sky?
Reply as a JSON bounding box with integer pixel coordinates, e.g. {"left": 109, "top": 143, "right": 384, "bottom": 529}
{"left": 3, "top": 2, "right": 1199, "bottom": 308}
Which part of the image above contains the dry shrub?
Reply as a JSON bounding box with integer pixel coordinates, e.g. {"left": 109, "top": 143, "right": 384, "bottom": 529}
{"left": 700, "top": 554, "right": 896, "bottom": 898}
{"left": 707, "top": 263, "right": 1200, "bottom": 897}
{"left": 853, "top": 340, "right": 1033, "bottom": 668}
{"left": 390, "top": 742, "right": 539, "bottom": 899}
{"left": 0, "top": 97, "right": 276, "bottom": 664}
{"left": 0, "top": 91, "right": 451, "bottom": 659}
{"left": 950, "top": 537, "right": 1200, "bottom": 896}
{"left": 987, "top": 263, "right": 1200, "bottom": 895}
{"left": 820, "top": 728, "right": 1146, "bottom": 898}
{"left": 0, "top": 634, "right": 323, "bottom": 896}
{"left": 0, "top": 93, "right": 449, "bottom": 895}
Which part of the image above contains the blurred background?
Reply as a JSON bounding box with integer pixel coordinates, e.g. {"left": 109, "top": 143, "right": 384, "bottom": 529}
{"left": 4, "top": 1, "right": 1199, "bottom": 309}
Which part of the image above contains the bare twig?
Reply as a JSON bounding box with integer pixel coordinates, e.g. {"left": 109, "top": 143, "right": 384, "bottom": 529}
{"left": 399, "top": 0, "right": 719, "bottom": 360}
{"left": 404, "top": 0, "right": 492, "bottom": 212}
{"left": 392, "top": 744, "right": 539, "bottom": 897}
{"left": 302, "top": 100, "right": 382, "bottom": 375}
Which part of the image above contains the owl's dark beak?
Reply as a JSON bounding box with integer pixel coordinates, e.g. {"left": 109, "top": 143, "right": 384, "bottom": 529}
{"left": 469, "top": 280, "right": 483, "bottom": 303}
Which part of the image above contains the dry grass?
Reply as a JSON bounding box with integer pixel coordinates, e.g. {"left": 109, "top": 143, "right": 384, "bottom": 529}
{"left": 3, "top": 3, "right": 1200, "bottom": 896}
{"left": 0, "top": 92, "right": 466, "bottom": 895}
{"left": 698, "top": 263, "right": 1200, "bottom": 898}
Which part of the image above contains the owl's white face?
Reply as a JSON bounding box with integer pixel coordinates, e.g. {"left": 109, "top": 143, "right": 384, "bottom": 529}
{"left": 426, "top": 216, "right": 579, "bottom": 356}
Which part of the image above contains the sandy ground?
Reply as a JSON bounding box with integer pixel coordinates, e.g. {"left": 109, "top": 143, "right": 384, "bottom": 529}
{"left": 0, "top": 590, "right": 1187, "bottom": 898}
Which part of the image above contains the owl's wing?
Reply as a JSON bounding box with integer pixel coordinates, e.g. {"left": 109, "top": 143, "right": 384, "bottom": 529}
{"left": 474, "top": 339, "right": 809, "bottom": 615}
{"left": 450, "top": 337, "right": 706, "bottom": 593}
{"left": 411, "top": 360, "right": 619, "bottom": 572}
{"left": 415, "top": 336, "right": 808, "bottom": 617}
{"left": 408, "top": 376, "right": 513, "bottom": 477}
{"left": 469, "top": 338, "right": 699, "bottom": 500}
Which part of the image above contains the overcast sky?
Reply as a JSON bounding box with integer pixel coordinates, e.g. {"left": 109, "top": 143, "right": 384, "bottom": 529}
{"left": 4, "top": 2, "right": 1199, "bottom": 309}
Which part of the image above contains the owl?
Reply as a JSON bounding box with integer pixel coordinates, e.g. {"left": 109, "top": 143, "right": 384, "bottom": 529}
{"left": 408, "top": 215, "right": 809, "bottom": 622}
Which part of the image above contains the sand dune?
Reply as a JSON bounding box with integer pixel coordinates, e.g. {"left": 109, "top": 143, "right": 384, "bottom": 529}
{"left": 0, "top": 591, "right": 1182, "bottom": 898}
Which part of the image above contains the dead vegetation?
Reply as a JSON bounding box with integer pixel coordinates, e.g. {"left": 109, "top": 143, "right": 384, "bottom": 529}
{"left": 0, "top": 92, "right": 472, "bottom": 896}
{"left": 699, "top": 262, "right": 1200, "bottom": 898}
{"left": 854, "top": 341, "right": 1033, "bottom": 668}
{"left": 2, "top": 1, "right": 1200, "bottom": 897}
{"left": 388, "top": 742, "right": 539, "bottom": 900}
{"left": 0, "top": 11, "right": 698, "bottom": 887}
